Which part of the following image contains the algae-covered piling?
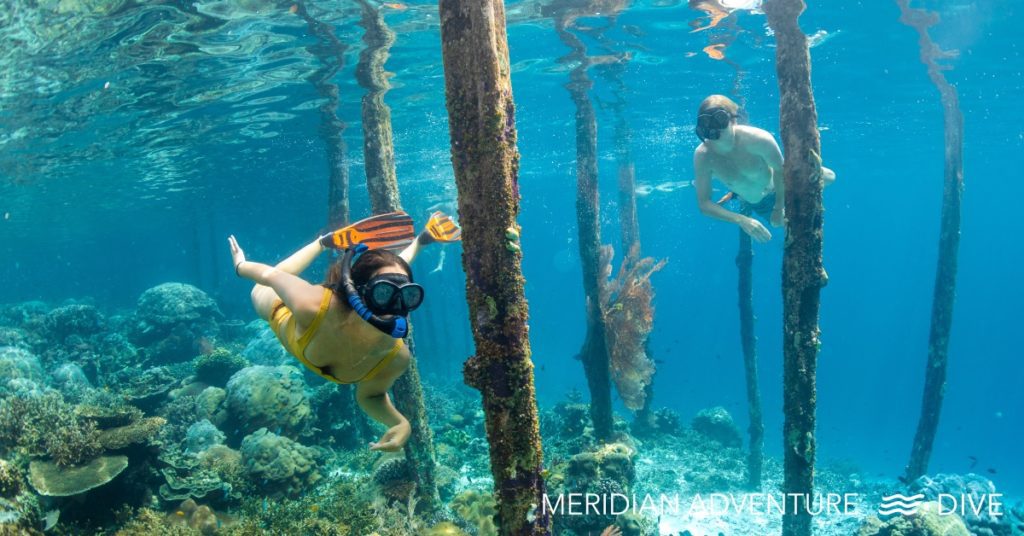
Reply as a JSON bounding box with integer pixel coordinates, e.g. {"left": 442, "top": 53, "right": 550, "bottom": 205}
{"left": 439, "top": 1, "right": 549, "bottom": 534}
{"left": 764, "top": 0, "right": 826, "bottom": 534}
{"left": 897, "top": 0, "right": 965, "bottom": 484}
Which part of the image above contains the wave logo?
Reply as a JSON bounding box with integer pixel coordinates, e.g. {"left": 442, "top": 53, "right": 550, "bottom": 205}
{"left": 878, "top": 493, "right": 925, "bottom": 516}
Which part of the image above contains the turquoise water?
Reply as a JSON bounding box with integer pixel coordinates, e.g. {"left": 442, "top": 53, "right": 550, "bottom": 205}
{"left": 1, "top": 0, "right": 1021, "bottom": 534}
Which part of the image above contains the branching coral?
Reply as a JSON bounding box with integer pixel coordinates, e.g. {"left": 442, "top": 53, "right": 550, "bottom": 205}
{"left": 0, "top": 392, "right": 102, "bottom": 466}
{"left": 597, "top": 243, "right": 665, "bottom": 410}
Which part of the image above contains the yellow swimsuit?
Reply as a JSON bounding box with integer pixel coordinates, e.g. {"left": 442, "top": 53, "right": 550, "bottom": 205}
{"left": 269, "top": 287, "right": 403, "bottom": 384}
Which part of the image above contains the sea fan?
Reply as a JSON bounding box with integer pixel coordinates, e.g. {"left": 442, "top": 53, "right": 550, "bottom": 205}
{"left": 599, "top": 243, "right": 665, "bottom": 411}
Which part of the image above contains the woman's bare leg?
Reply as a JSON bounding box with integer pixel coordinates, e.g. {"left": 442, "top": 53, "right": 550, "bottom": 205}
{"left": 250, "top": 239, "right": 325, "bottom": 320}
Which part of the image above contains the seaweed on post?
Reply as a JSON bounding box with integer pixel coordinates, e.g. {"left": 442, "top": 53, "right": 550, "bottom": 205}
{"left": 763, "top": 0, "right": 826, "bottom": 535}
{"left": 593, "top": 46, "right": 664, "bottom": 422}
{"left": 356, "top": 0, "right": 402, "bottom": 216}
{"left": 291, "top": 2, "right": 351, "bottom": 229}
{"left": 736, "top": 205, "right": 764, "bottom": 489}
{"left": 353, "top": 1, "right": 441, "bottom": 514}
{"left": 438, "top": 1, "right": 549, "bottom": 534}
{"left": 551, "top": 1, "right": 622, "bottom": 443}
{"left": 896, "top": 0, "right": 965, "bottom": 484}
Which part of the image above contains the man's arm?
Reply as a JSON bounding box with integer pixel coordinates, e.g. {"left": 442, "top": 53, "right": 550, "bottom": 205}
{"left": 693, "top": 149, "right": 772, "bottom": 243}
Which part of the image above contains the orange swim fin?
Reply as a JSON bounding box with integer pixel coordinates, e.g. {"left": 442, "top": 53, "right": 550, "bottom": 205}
{"left": 424, "top": 211, "right": 462, "bottom": 243}
{"left": 319, "top": 211, "right": 416, "bottom": 252}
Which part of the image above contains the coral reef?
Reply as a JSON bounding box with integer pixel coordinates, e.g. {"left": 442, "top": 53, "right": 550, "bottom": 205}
{"left": 28, "top": 455, "right": 128, "bottom": 496}
{"left": 98, "top": 417, "right": 166, "bottom": 450}
{"left": 43, "top": 304, "right": 106, "bottom": 343}
{"left": 76, "top": 393, "right": 144, "bottom": 429}
{"left": 225, "top": 366, "right": 311, "bottom": 438}
{"left": 450, "top": 489, "right": 497, "bottom": 536}
{"left": 157, "top": 447, "right": 233, "bottom": 503}
{"left": 193, "top": 387, "right": 228, "bottom": 428}
{"left": 240, "top": 428, "right": 321, "bottom": 499}
{"left": 691, "top": 406, "right": 743, "bottom": 448}
{"left": 0, "top": 461, "right": 22, "bottom": 498}
{"left": 129, "top": 283, "right": 223, "bottom": 363}
{"left": 116, "top": 366, "right": 178, "bottom": 412}
{"left": 0, "top": 392, "right": 102, "bottom": 466}
{"left": 858, "top": 501, "right": 970, "bottom": 536}
{"left": 114, "top": 499, "right": 235, "bottom": 536}
{"left": 193, "top": 348, "right": 248, "bottom": 387}
{"left": 183, "top": 420, "right": 226, "bottom": 455}
{"left": 240, "top": 323, "right": 290, "bottom": 366}
{"left": 50, "top": 362, "right": 93, "bottom": 402}
{"left": 598, "top": 243, "right": 664, "bottom": 410}
{"left": 373, "top": 457, "right": 416, "bottom": 502}
{"left": 0, "top": 346, "right": 43, "bottom": 394}
{"left": 910, "top": 473, "right": 1014, "bottom": 536}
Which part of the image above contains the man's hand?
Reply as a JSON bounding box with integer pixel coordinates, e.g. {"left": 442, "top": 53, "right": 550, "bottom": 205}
{"left": 739, "top": 217, "right": 772, "bottom": 243}
{"left": 369, "top": 420, "right": 411, "bottom": 452}
{"left": 770, "top": 204, "right": 785, "bottom": 228}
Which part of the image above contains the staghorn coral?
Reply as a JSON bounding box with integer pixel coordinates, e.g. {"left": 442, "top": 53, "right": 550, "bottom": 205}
{"left": 0, "top": 392, "right": 102, "bottom": 467}
{"left": 0, "top": 460, "right": 22, "bottom": 498}
{"left": 597, "top": 243, "right": 664, "bottom": 410}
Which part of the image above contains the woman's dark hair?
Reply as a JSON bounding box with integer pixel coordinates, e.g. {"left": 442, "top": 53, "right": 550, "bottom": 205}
{"left": 324, "top": 249, "right": 413, "bottom": 291}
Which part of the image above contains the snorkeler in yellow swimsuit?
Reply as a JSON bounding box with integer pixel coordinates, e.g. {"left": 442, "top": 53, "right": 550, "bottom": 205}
{"left": 228, "top": 211, "right": 461, "bottom": 452}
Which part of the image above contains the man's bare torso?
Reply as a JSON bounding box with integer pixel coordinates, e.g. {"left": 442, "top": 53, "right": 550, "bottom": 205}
{"left": 700, "top": 127, "right": 775, "bottom": 203}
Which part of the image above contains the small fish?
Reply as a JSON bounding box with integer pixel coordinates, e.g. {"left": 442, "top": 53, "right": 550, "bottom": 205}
{"left": 383, "top": 2, "right": 407, "bottom": 9}
{"left": 968, "top": 455, "right": 978, "bottom": 469}
{"left": 288, "top": 4, "right": 298, "bottom": 13}
{"left": 3, "top": 212, "right": 9, "bottom": 220}
{"left": 175, "top": 510, "right": 185, "bottom": 517}
{"left": 987, "top": 468, "right": 998, "bottom": 475}
{"left": 309, "top": 504, "right": 319, "bottom": 513}
{"left": 654, "top": 359, "right": 665, "bottom": 365}
{"left": 103, "top": 81, "right": 110, "bottom": 90}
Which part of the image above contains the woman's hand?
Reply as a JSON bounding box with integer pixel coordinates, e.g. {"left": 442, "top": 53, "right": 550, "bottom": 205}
{"left": 600, "top": 525, "right": 622, "bottom": 536}
{"left": 228, "top": 235, "right": 247, "bottom": 274}
{"left": 369, "top": 420, "right": 411, "bottom": 452}
{"left": 739, "top": 216, "right": 772, "bottom": 243}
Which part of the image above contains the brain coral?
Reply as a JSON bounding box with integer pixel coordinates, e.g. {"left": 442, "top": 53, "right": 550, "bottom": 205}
{"left": 240, "top": 428, "right": 321, "bottom": 498}
{"left": 225, "top": 366, "right": 311, "bottom": 438}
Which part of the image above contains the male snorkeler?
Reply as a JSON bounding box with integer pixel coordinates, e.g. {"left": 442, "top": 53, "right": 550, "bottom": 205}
{"left": 692, "top": 94, "right": 836, "bottom": 242}
{"left": 228, "top": 211, "right": 461, "bottom": 452}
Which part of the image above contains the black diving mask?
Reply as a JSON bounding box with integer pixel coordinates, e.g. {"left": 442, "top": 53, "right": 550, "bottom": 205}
{"left": 359, "top": 274, "right": 424, "bottom": 316}
{"left": 695, "top": 108, "right": 734, "bottom": 142}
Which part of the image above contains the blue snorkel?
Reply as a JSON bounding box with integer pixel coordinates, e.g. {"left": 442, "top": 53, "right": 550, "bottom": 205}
{"left": 340, "top": 244, "right": 409, "bottom": 338}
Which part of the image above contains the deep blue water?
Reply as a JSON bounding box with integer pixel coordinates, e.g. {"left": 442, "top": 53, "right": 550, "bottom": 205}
{"left": 1, "top": 0, "right": 1021, "bottom": 501}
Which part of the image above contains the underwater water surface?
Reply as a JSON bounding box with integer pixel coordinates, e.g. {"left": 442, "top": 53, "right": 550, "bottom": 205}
{"left": 0, "top": 0, "right": 1022, "bottom": 535}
